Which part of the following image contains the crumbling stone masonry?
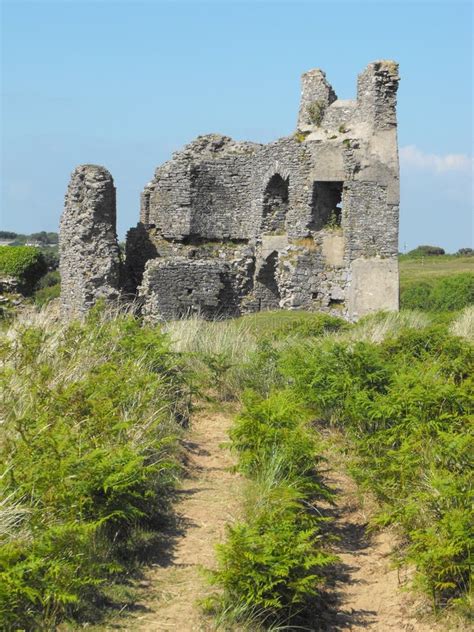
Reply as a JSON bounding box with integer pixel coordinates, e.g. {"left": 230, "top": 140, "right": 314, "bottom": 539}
{"left": 60, "top": 60, "right": 400, "bottom": 321}
{"left": 59, "top": 165, "right": 121, "bottom": 317}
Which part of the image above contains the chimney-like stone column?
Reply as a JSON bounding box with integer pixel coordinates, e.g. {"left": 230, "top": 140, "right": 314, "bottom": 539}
{"left": 297, "top": 68, "right": 337, "bottom": 130}
{"left": 357, "top": 60, "right": 400, "bottom": 129}
{"left": 59, "top": 164, "right": 121, "bottom": 317}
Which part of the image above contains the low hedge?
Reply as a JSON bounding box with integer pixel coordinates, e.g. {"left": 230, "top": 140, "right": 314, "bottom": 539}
{"left": 0, "top": 246, "right": 47, "bottom": 294}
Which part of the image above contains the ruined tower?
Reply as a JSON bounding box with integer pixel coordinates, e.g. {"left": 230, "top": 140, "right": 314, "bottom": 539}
{"left": 59, "top": 165, "right": 121, "bottom": 316}
{"left": 60, "top": 61, "right": 400, "bottom": 321}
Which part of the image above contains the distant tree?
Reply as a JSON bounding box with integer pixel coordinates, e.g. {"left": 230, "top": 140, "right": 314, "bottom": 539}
{"left": 0, "top": 231, "right": 17, "bottom": 240}
{"left": 406, "top": 245, "right": 445, "bottom": 257}
{"left": 10, "top": 234, "right": 28, "bottom": 245}
{"left": 29, "top": 231, "right": 50, "bottom": 245}
{"left": 456, "top": 248, "right": 474, "bottom": 257}
{"left": 46, "top": 232, "right": 59, "bottom": 244}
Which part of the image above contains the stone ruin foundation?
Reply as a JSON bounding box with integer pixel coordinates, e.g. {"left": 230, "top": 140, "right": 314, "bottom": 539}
{"left": 59, "top": 60, "right": 400, "bottom": 321}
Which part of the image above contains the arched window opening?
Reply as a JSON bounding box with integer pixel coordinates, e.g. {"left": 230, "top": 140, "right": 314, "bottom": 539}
{"left": 310, "top": 181, "right": 343, "bottom": 230}
{"left": 261, "top": 174, "right": 289, "bottom": 234}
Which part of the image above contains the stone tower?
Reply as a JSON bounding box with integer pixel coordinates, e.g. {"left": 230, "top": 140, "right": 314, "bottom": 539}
{"left": 59, "top": 164, "right": 121, "bottom": 316}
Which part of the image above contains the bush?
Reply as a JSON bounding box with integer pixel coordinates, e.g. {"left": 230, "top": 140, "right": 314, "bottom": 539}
{"left": 430, "top": 274, "right": 474, "bottom": 311}
{"left": 209, "top": 390, "right": 335, "bottom": 626}
{"left": 406, "top": 245, "right": 445, "bottom": 257}
{"left": 37, "top": 269, "right": 60, "bottom": 289}
{"left": 274, "top": 323, "right": 473, "bottom": 609}
{"left": 39, "top": 246, "right": 59, "bottom": 270}
{"left": 34, "top": 283, "right": 60, "bottom": 306}
{"left": 456, "top": 248, "right": 474, "bottom": 257}
{"left": 401, "top": 274, "right": 474, "bottom": 312}
{"left": 400, "top": 281, "right": 433, "bottom": 310}
{"left": 34, "top": 270, "right": 61, "bottom": 305}
{"left": 0, "top": 308, "right": 189, "bottom": 628}
{"left": 265, "top": 312, "right": 347, "bottom": 341}
{"left": 0, "top": 246, "right": 47, "bottom": 294}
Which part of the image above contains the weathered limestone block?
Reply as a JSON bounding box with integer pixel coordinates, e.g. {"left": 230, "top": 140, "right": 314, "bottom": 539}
{"left": 357, "top": 61, "right": 400, "bottom": 129}
{"left": 59, "top": 165, "right": 121, "bottom": 316}
{"left": 347, "top": 257, "right": 399, "bottom": 320}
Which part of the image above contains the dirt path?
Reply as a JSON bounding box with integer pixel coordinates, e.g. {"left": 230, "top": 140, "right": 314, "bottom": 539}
{"left": 320, "top": 467, "right": 446, "bottom": 632}
{"left": 120, "top": 406, "right": 242, "bottom": 632}
{"left": 105, "top": 411, "right": 454, "bottom": 632}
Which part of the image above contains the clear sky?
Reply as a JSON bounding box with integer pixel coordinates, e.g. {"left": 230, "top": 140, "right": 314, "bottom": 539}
{"left": 1, "top": 0, "right": 473, "bottom": 252}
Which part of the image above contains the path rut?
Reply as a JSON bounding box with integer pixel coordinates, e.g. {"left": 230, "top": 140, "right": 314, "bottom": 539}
{"left": 110, "top": 409, "right": 450, "bottom": 632}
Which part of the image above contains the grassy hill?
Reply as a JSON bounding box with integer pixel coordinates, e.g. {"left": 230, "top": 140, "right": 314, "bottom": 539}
{"left": 400, "top": 254, "right": 473, "bottom": 286}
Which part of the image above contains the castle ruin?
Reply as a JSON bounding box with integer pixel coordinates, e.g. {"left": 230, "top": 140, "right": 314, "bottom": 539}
{"left": 60, "top": 61, "right": 400, "bottom": 321}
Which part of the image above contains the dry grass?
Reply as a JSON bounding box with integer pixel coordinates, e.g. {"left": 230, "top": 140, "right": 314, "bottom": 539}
{"left": 291, "top": 237, "right": 318, "bottom": 251}
{"left": 165, "top": 315, "right": 257, "bottom": 364}
{"left": 336, "top": 310, "right": 431, "bottom": 344}
{"left": 450, "top": 305, "right": 474, "bottom": 342}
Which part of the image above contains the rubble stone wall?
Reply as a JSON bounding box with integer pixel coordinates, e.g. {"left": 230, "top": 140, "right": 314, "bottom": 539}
{"left": 59, "top": 165, "right": 121, "bottom": 317}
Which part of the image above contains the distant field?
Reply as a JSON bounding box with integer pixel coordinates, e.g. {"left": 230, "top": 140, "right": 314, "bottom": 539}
{"left": 399, "top": 255, "right": 473, "bottom": 288}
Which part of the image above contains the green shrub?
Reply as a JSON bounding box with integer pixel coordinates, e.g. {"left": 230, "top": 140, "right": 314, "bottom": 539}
{"left": 0, "top": 246, "right": 47, "bottom": 294}
{"left": 430, "top": 274, "right": 474, "bottom": 311}
{"left": 306, "top": 99, "right": 325, "bottom": 126}
{"left": 406, "top": 245, "right": 445, "bottom": 257}
{"left": 456, "top": 248, "right": 474, "bottom": 257}
{"left": 213, "top": 483, "right": 334, "bottom": 616}
{"left": 279, "top": 339, "right": 390, "bottom": 420}
{"left": 400, "top": 281, "right": 433, "bottom": 310}
{"left": 274, "top": 322, "right": 473, "bottom": 610}
{"left": 401, "top": 274, "right": 474, "bottom": 312}
{"left": 231, "top": 391, "right": 322, "bottom": 483}
{"left": 34, "top": 283, "right": 60, "bottom": 305}
{"left": 266, "top": 312, "right": 347, "bottom": 341}
{"left": 209, "top": 389, "right": 335, "bottom": 626}
{"left": 0, "top": 308, "right": 188, "bottom": 628}
{"left": 37, "top": 270, "right": 60, "bottom": 289}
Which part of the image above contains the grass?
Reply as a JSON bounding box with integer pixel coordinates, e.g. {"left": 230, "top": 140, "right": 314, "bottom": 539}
{"left": 399, "top": 255, "right": 473, "bottom": 287}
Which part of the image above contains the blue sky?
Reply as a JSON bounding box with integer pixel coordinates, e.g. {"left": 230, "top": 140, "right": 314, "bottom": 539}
{"left": 1, "top": 0, "right": 472, "bottom": 251}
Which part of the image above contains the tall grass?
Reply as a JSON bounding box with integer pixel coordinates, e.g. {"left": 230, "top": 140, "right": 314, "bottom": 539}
{"left": 450, "top": 305, "right": 474, "bottom": 342}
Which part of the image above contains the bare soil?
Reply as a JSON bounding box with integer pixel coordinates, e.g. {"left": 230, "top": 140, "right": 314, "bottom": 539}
{"left": 113, "top": 406, "right": 243, "bottom": 631}
{"left": 317, "top": 467, "right": 447, "bottom": 632}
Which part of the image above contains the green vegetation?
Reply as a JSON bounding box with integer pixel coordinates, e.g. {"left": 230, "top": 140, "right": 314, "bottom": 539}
{"left": 400, "top": 252, "right": 473, "bottom": 312}
{"left": 401, "top": 273, "right": 474, "bottom": 311}
{"left": 306, "top": 99, "right": 325, "bottom": 126}
{"left": 400, "top": 254, "right": 473, "bottom": 284}
{"left": 0, "top": 246, "right": 47, "bottom": 294}
{"left": 277, "top": 319, "right": 473, "bottom": 611}
{"left": 34, "top": 270, "right": 61, "bottom": 306}
{"left": 205, "top": 390, "right": 336, "bottom": 627}
{"left": 0, "top": 306, "right": 189, "bottom": 629}
{"left": 406, "top": 244, "right": 446, "bottom": 257}
{"left": 187, "top": 308, "right": 473, "bottom": 625}
{"left": 0, "top": 230, "right": 58, "bottom": 246}
{"left": 294, "top": 130, "right": 310, "bottom": 143}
